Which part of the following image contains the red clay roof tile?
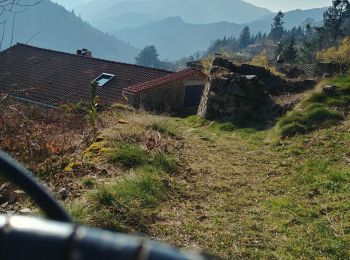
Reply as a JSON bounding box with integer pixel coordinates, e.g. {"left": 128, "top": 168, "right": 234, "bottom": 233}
{"left": 124, "top": 68, "right": 206, "bottom": 94}
{"left": 0, "top": 43, "right": 173, "bottom": 106}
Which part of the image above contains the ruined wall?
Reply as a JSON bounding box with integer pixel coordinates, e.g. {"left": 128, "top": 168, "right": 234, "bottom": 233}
{"left": 198, "top": 72, "right": 279, "bottom": 120}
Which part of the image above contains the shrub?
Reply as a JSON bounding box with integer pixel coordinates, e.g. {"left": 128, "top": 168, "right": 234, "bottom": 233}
{"left": 250, "top": 50, "right": 269, "bottom": 67}
{"left": 316, "top": 37, "right": 350, "bottom": 72}
{"left": 250, "top": 50, "right": 285, "bottom": 77}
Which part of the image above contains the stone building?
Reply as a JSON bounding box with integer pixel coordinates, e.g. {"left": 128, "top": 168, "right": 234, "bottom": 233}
{"left": 123, "top": 68, "right": 207, "bottom": 114}
{"left": 0, "top": 43, "right": 208, "bottom": 114}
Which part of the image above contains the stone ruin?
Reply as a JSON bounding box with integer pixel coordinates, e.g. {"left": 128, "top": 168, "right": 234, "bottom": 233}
{"left": 198, "top": 57, "right": 316, "bottom": 122}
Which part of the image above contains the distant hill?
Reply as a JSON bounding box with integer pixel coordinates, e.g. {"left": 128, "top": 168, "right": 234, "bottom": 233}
{"left": 112, "top": 8, "right": 326, "bottom": 60}
{"left": 76, "top": 0, "right": 273, "bottom": 29}
{"left": 247, "top": 8, "right": 327, "bottom": 34}
{"left": 1, "top": 0, "right": 138, "bottom": 63}
{"left": 112, "top": 17, "right": 241, "bottom": 60}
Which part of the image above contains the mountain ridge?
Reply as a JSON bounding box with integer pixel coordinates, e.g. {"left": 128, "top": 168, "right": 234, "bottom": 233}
{"left": 1, "top": 0, "right": 138, "bottom": 62}
{"left": 111, "top": 8, "right": 327, "bottom": 60}
{"left": 76, "top": 0, "right": 273, "bottom": 28}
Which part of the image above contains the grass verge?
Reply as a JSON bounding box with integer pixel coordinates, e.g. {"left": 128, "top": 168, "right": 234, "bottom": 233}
{"left": 69, "top": 166, "right": 168, "bottom": 232}
{"left": 277, "top": 76, "right": 350, "bottom": 137}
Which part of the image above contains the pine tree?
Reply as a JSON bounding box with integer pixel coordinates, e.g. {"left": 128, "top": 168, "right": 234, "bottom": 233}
{"left": 135, "top": 45, "right": 160, "bottom": 67}
{"left": 270, "top": 11, "right": 285, "bottom": 42}
{"left": 256, "top": 31, "right": 263, "bottom": 42}
{"left": 282, "top": 37, "right": 298, "bottom": 63}
{"left": 322, "top": 0, "right": 350, "bottom": 45}
{"left": 239, "top": 26, "right": 251, "bottom": 49}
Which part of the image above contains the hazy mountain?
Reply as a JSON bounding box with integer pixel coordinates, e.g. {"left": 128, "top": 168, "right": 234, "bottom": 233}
{"left": 93, "top": 13, "right": 166, "bottom": 31}
{"left": 51, "top": 0, "right": 90, "bottom": 10}
{"left": 247, "top": 8, "right": 327, "bottom": 34}
{"left": 76, "top": 0, "right": 273, "bottom": 30}
{"left": 112, "top": 17, "right": 240, "bottom": 60}
{"left": 112, "top": 8, "right": 326, "bottom": 60}
{"left": 1, "top": 0, "right": 138, "bottom": 62}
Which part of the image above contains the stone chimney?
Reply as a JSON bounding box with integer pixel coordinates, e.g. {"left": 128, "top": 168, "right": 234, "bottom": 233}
{"left": 76, "top": 48, "right": 92, "bottom": 58}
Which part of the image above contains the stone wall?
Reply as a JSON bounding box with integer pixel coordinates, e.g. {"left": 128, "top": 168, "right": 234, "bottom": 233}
{"left": 126, "top": 75, "right": 206, "bottom": 114}
{"left": 211, "top": 57, "right": 315, "bottom": 95}
{"left": 198, "top": 57, "right": 318, "bottom": 121}
{"left": 198, "top": 71, "right": 280, "bottom": 120}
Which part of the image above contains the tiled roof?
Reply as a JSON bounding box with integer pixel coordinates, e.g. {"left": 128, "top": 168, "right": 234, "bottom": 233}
{"left": 124, "top": 68, "right": 206, "bottom": 94}
{"left": 0, "top": 43, "right": 173, "bottom": 106}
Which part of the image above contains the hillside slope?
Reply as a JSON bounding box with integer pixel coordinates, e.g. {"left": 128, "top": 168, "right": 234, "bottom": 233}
{"left": 68, "top": 76, "right": 350, "bottom": 258}
{"left": 1, "top": 0, "right": 138, "bottom": 62}
{"left": 111, "top": 8, "right": 326, "bottom": 60}
{"left": 2, "top": 76, "right": 350, "bottom": 258}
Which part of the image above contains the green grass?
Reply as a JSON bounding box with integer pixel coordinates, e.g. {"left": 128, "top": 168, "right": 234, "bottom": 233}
{"left": 185, "top": 115, "right": 211, "bottom": 128}
{"left": 70, "top": 167, "right": 168, "bottom": 232}
{"left": 67, "top": 84, "right": 350, "bottom": 258}
{"left": 81, "top": 177, "right": 96, "bottom": 188}
{"left": 108, "top": 142, "right": 179, "bottom": 174}
{"left": 279, "top": 106, "right": 343, "bottom": 137}
{"left": 264, "top": 157, "right": 350, "bottom": 259}
{"left": 109, "top": 143, "right": 151, "bottom": 168}
{"left": 72, "top": 138, "right": 179, "bottom": 231}
{"left": 153, "top": 153, "right": 179, "bottom": 174}
{"left": 149, "top": 120, "right": 179, "bottom": 137}
{"left": 277, "top": 76, "right": 350, "bottom": 137}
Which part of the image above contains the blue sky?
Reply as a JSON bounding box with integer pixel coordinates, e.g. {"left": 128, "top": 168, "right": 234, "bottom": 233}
{"left": 54, "top": 0, "right": 331, "bottom": 12}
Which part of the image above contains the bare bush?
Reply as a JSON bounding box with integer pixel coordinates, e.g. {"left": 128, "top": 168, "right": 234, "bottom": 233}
{"left": 0, "top": 95, "right": 90, "bottom": 170}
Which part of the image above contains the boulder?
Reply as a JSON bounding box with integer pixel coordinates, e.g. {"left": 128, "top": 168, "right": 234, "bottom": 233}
{"left": 322, "top": 85, "right": 339, "bottom": 96}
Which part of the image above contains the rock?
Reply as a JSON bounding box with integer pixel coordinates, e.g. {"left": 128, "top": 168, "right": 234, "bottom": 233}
{"left": 118, "top": 119, "right": 129, "bottom": 124}
{"left": 209, "top": 65, "right": 221, "bottom": 74}
{"left": 8, "top": 190, "right": 26, "bottom": 204}
{"left": 322, "top": 85, "right": 339, "bottom": 96}
{"left": 187, "top": 61, "right": 204, "bottom": 70}
{"left": 199, "top": 135, "right": 211, "bottom": 141}
{"left": 0, "top": 183, "right": 9, "bottom": 192}
{"left": 211, "top": 57, "right": 239, "bottom": 72}
{"left": 58, "top": 188, "right": 68, "bottom": 200}
{"left": 323, "top": 73, "right": 331, "bottom": 78}
{"left": 244, "top": 75, "right": 257, "bottom": 80}
{"left": 19, "top": 208, "right": 32, "bottom": 214}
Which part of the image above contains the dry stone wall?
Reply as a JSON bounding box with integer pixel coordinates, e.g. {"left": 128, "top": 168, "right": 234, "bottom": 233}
{"left": 199, "top": 58, "right": 281, "bottom": 120}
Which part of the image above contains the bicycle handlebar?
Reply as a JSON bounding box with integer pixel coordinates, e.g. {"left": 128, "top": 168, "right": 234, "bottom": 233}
{"left": 0, "top": 215, "right": 209, "bottom": 260}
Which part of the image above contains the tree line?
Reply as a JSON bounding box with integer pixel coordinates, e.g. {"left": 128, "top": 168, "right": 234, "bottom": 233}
{"left": 208, "top": 0, "right": 350, "bottom": 64}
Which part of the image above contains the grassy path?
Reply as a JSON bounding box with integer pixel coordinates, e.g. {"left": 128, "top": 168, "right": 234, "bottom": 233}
{"left": 69, "top": 106, "right": 350, "bottom": 259}
{"left": 149, "top": 116, "right": 350, "bottom": 259}
{"left": 150, "top": 126, "right": 288, "bottom": 258}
